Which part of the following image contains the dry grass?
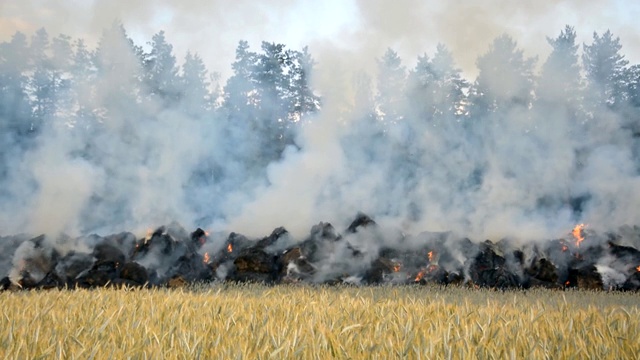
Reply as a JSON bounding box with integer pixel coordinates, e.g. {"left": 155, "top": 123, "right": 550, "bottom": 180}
{"left": 1, "top": 284, "right": 639, "bottom": 359}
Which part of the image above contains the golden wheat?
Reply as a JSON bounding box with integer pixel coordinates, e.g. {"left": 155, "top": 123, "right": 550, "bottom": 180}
{"left": 0, "top": 284, "right": 638, "bottom": 359}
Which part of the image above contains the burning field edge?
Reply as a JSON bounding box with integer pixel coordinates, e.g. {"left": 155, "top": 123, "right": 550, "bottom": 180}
{"left": 2, "top": 213, "right": 640, "bottom": 292}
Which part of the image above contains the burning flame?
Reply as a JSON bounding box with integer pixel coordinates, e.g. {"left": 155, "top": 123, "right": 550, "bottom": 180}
{"left": 203, "top": 252, "right": 210, "bottom": 264}
{"left": 145, "top": 228, "right": 153, "bottom": 243}
{"left": 565, "top": 280, "right": 570, "bottom": 286}
{"left": 636, "top": 265, "right": 640, "bottom": 272}
{"left": 415, "top": 265, "right": 438, "bottom": 282}
{"left": 572, "top": 224, "right": 586, "bottom": 247}
{"left": 393, "top": 264, "right": 401, "bottom": 272}
{"left": 227, "top": 243, "right": 233, "bottom": 253}
{"left": 428, "top": 251, "right": 434, "bottom": 263}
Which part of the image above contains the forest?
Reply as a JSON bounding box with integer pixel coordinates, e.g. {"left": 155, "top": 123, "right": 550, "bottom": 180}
{"left": 0, "top": 23, "right": 639, "bottom": 239}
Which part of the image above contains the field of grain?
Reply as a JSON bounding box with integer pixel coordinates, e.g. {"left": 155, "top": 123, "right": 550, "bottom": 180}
{"left": 1, "top": 284, "right": 639, "bottom": 359}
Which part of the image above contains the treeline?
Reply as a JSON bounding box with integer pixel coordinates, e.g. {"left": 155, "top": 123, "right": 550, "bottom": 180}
{"left": 1, "top": 23, "right": 639, "bottom": 231}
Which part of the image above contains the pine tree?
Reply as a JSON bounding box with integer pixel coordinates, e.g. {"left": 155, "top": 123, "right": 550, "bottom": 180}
{"left": 583, "top": 30, "right": 629, "bottom": 109}
{"left": 181, "top": 51, "right": 211, "bottom": 117}
{"left": 376, "top": 48, "right": 406, "bottom": 125}
{"left": 471, "top": 34, "right": 536, "bottom": 116}
{"left": 144, "top": 31, "right": 180, "bottom": 107}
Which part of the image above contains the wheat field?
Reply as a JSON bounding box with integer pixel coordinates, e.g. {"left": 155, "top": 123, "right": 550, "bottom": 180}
{"left": 0, "top": 284, "right": 638, "bottom": 359}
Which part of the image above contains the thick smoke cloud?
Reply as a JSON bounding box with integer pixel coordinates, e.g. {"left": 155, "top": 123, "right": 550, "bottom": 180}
{"left": 0, "top": 1, "right": 639, "bottom": 247}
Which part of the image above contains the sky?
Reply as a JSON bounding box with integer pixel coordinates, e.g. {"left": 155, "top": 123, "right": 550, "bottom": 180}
{"left": 1, "top": 0, "right": 639, "bottom": 80}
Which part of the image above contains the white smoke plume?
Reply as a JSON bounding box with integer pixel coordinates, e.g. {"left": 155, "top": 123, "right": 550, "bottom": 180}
{"left": 0, "top": 0, "right": 639, "bottom": 246}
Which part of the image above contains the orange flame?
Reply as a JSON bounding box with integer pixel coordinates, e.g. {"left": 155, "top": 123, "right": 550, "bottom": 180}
{"left": 203, "top": 252, "right": 210, "bottom": 264}
{"left": 415, "top": 270, "right": 426, "bottom": 282}
{"left": 565, "top": 280, "right": 570, "bottom": 286}
{"left": 572, "top": 224, "right": 586, "bottom": 247}
{"left": 636, "top": 265, "right": 640, "bottom": 272}
{"left": 227, "top": 243, "right": 233, "bottom": 253}
{"left": 393, "top": 264, "right": 401, "bottom": 272}
{"left": 428, "top": 251, "right": 434, "bottom": 263}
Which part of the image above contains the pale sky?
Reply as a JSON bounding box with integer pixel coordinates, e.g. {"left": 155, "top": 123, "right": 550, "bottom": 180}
{"left": 1, "top": 0, "right": 639, "bottom": 79}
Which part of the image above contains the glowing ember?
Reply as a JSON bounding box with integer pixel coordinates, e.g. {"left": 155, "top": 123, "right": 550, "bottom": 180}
{"left": 203, "top": 252, "right": 210, "bottom": 264}
{"left": 561, "top": 245, "right": 569, "bottom": 252}
{"left": 565, "top": 280, "right": 570, "bottom": 286}
{"left": 227, "top": 243, "right": 233, "bottom": 253}
{"left": 414, "top": 270, "right": 426, "bottom": 282}
{"left": 572, "top": 224, "right": 586, "bottom": 247}
{"left": 636, "top": 265, "right": 640, "bottom": 272}
{"left": 428, "top": 251, "right": 434, "bottom": 262}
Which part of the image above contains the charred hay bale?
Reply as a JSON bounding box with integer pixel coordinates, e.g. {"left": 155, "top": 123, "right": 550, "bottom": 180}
{"left": 101, "top": 232, "right": 137, "bottom": 258}
{"left": 120, "top": 262, "right": 148, "bottom": 285}
{"left": 567, "top": 265, "right": 603, "bottom": 290}
{"left": 526, "top": 258, "right": 559, "bottom": 284}
{"left": 256, "top": 227, "right": 288, "bottom": 249}
{"left": 36, "top": 271, "right": 66, "bottom": 289}
{"left": 608, "top": 242, "right": 640, "bottom": 272}
{"left": 167, "top": 275, "right": 188, "bottom": 288}
{"left": 11, "top": 235, "right": 59, "bottom": 287}
{"left": 93, "top": 243, "right": 126, "bottom": 266}
{"left": 363, "top": 257, "right": 399, "bottom": 284}
{"left": 310, "top": 222, "right": 340, "bottom": 241}
{"left": 415, "top": 265, "right": 449, "bottom": 285}
{"left": 281, "top": 247, "right": 303, "bottom": 269}
{"left": 191, "top": 228, "right": 208, "bottom": 248}
{"left": 621, "top": 271, "right": 640, "bottom": 291}
{"left": 467, "top": 243, "right": 521, "bottom": 289}
{"left": 167, "top": 253, "right": 207, "bottom": 282}
{"left": 447, "top": 272, "right": 464, "bottom": 285}
{"left": 1, "top": 276, "right": 11, "bottom": 291}
{"left": 76, "top": 269, "right": 114, "bottom": 288}
{"left": 570, "top": 245, "right": 605, "bottom": 269}
{"left": 76, "top": 260, "right": 121, "bottom": 288}
{"left": 346, "top": 213, "right": 376, "bottom": 233}
{"left": 279, "top": 248, "right": 314, "bottom": 282}
{"left": 234, "top": 248, "right": 279, "bottom": 274}
{"left": 54, "top": 252, "right": 94, "bottom": 283}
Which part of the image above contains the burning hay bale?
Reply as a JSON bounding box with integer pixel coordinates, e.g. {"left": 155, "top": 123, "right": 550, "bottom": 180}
{"left": 465, "top": 241, "right": 522, "bottom": 289}
{"left": 2, "top": 213, "right": 640, "bottom": 291}
{"left": 119, "top": 262, "right": 149, "bottom": 286}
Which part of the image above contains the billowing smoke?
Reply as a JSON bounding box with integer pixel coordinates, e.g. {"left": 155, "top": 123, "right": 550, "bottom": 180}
{"left": 0, "top": 1, "right": 639, "bottom": 252}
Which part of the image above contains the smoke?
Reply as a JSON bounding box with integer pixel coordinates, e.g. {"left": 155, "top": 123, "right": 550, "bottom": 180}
{"left": 0, "top": 0, "right": 639, "bottom": 249}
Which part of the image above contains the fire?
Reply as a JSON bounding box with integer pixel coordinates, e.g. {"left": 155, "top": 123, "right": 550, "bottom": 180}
{"left": 203, "top": 252, "right": 210, "bottom": 264}
{"left": 428, "top": 251, "right": 434, "bottom": 263}
{"left": 572, "top": 224, "right": 586, "bottom": 247}
{"left": 636, "top": 265, "right": 640, "bottom": 272}
{"left": 227, "top": 243, "right": 233, "bottom": 253}
{"left": 415, "top": 265, "right": 438, "bottom": 282}
{"left": 565, "top": 280, "right": 570, "bottom": 286}
{"left": 145, "top": 228, "right": 153, "bottom": 243}
{"left": 393, "top": 264, "right": 401, "bottom": 272}
{"left": 561, "top": 245, "right": 569, "bottom": 252}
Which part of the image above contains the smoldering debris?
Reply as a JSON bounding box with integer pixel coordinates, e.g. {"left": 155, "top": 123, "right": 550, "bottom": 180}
{"left": 2, "top": 213, "right": 640, "bottom": 292}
